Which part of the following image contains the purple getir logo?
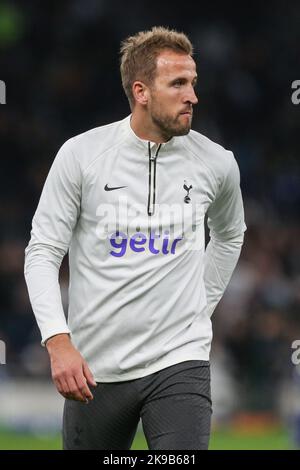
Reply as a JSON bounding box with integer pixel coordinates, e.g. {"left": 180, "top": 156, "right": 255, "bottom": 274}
{"left": 109, "top": 230, "right": 183, "bottom": 257}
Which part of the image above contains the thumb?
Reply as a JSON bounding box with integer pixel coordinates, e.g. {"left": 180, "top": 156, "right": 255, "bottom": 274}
{"left": 82, "top": 361, "right": 97, "bottom": 387}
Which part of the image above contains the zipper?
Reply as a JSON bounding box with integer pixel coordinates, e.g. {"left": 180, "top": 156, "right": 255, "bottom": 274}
{"left": 147, "top": 142, "right": 162, "bottom": 216}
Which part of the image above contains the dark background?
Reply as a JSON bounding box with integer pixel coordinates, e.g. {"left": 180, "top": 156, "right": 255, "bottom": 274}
{"left": 0, "top": 0, "right": 299, "bottom": 416}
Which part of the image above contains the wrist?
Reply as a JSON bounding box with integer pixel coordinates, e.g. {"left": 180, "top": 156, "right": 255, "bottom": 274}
{"left": 45, "top": 333, "right": 71, "bottom": 352}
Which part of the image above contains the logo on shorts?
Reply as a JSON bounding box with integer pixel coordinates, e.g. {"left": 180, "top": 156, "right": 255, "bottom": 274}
{"left": 73, "top": 425, "right": 83, "bottom": 446}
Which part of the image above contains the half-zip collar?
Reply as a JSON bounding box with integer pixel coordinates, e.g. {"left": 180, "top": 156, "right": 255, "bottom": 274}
{"left": 123, "top": 114, "right": 176, "bottom": 153}
{"left": 121, "top": 115, "right": 177, "bottom": 216}
{"left": 147, "top": 141, "right": 162, "bottom": 216}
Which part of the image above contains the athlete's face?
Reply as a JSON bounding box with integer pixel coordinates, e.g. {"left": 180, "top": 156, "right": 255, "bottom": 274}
{"left": 148, "top": 50, "right": 198, "bottom": 138}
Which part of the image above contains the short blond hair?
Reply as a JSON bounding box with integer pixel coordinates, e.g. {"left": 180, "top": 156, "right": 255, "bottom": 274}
{"left": 120, "top": 26, "right": 193, "bottom": 109}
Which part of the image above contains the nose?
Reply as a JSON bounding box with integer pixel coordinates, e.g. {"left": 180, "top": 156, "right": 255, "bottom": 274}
{"left": 184, "top": 84, "right": 198, "bottom": 105}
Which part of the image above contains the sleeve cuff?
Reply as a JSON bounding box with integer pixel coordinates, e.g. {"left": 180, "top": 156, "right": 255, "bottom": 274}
{"left": 41, "top": 327, "right": 71, "bottom": 347}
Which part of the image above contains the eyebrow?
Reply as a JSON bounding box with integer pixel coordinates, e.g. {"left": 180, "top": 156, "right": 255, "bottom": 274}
{"left": 169, "top": 76, "right": 198, "bottom": 85}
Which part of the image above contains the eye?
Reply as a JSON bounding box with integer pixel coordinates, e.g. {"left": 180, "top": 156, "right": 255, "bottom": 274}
{"left": 173, "top": 80, "right": 183, "bottom": 87}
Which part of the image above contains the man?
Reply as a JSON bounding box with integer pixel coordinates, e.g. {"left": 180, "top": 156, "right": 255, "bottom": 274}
{"left": 24, "top": 26, "right": 246, "bottom": 450}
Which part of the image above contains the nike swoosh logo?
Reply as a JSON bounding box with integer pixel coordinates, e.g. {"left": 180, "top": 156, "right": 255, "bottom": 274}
{"left": 104, "top": 184, "right": 128, "bottom": 191}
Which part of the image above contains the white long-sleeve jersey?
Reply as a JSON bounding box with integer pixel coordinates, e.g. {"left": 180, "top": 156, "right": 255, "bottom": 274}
{"left": 24, "top": 115, "right": 247, "bottom": 382}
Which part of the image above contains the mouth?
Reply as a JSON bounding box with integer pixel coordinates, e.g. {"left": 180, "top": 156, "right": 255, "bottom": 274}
{"left": 180, "top": 110, "right": 193, "bottom": 116}
{"left": 179, "top": 111, "right": 193, "bottom": 119}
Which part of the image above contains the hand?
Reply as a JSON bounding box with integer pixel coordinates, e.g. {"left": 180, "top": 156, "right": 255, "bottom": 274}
{"left": 46, "top": 333, "right": 97, "bottom": 403}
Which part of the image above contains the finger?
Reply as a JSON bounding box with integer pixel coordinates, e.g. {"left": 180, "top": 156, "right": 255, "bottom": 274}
{"left": 82, "top": 362, "right": 97, "bottom": 387}
{"left": 67, "top": 376, "right": 87, "bottom": 402}
{"left": 75, "top": 374, "right": 94, "bottom": 401}
{"left": 56, "top": 376, "right": 72, "bottom": 400}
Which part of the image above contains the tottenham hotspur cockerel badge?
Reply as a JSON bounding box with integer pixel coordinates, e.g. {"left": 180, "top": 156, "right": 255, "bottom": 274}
{"left": 183, "top": 180, "right": 193, "bottom": 203}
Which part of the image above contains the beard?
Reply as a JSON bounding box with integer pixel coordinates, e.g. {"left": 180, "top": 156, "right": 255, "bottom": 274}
{"left": 150, "top": 100, "right": 193, "bottom": 140}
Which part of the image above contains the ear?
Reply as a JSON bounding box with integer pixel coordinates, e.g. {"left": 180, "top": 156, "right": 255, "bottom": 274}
{"left": 132, "top": 81, "right": 150, "bottom": 106}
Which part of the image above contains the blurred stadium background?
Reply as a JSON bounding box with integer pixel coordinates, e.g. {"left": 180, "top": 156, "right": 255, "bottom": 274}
{"left": 0, "top": 0, "right": 300, "bottom": 450}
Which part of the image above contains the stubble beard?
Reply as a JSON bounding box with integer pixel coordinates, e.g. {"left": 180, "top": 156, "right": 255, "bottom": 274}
{"left": 150, "top": 102, "right": 192, "bottom": 140}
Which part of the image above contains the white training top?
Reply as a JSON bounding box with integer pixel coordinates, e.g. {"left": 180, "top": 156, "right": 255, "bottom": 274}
{"left": 24, "top": 115, "right": 247, "bottom": 382}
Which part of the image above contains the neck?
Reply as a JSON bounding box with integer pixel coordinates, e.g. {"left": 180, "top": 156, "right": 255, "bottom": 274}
{"left": 130, "top": 109, "right": 171, "bottom": 144}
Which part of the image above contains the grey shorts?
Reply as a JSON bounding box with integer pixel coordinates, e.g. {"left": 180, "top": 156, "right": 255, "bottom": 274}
{"left": 63, "top": 360, "right": 212, "bottom": 450}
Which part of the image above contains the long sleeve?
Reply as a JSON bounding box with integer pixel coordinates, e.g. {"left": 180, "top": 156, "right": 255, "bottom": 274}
{"left": 204, "top": 152, "right": 247, "bottom": 317}
{"left": 24, "top": 138, "right": 81, "bottom": 344}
